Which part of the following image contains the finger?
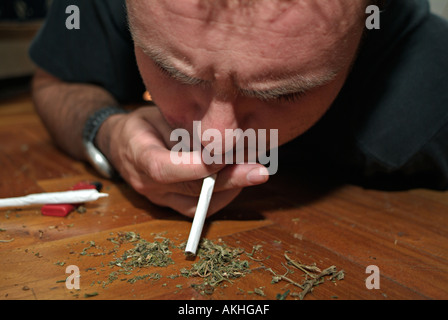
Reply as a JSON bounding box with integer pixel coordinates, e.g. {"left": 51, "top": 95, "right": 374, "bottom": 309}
{"left": 159, "top": 192, "right": 203, "bottom": 217}
{"left": 119, "top": 108, "right": 222, "bottom": 183}
{"left": 140, "top": 146, "right": 225, "bottom": 184}
{"left": 163, "top": 163, "right": 269, "bottom": 197}
{"left": 213, "top": 163, "right": 270, "bottom": 192}
{"left": 136, "top": 107, "right": 228, "bottom": 183}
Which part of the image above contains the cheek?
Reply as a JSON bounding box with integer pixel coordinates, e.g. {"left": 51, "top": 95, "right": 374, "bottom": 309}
{"left": 256, "top": 62, "right": 350, "bottom": 146}
{"left": 256, "top": 84, "right": 342, "bottom": 147}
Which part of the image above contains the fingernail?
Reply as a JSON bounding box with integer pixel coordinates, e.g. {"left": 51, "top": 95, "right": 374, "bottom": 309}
{"left": 246, "top": 167, "right": 269, "bottom": 184}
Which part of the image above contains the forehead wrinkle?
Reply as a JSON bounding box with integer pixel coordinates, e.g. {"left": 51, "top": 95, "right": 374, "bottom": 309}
{"left": 127, "top": 0, "right": 348, "bottom": 98}
{"left": 127, "top": 0, "right": 345, "bottom": 55}
{"left": 131, "top": 23, "right": 338, "bottom": 99}
{"left": 127, "top": 0, "right": 352, "bottom": 71}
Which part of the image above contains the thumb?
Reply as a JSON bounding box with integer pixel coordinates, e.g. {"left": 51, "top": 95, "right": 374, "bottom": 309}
{"left": 213, "top": 163, "right": 270, "bottom": 192}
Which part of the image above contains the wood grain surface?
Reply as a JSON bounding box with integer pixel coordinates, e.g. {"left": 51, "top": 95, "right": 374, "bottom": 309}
{"left": 1, "top": 94, "right": 447, "bottom": 301}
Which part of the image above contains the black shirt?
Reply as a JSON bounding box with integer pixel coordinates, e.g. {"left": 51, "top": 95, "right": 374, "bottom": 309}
{"left": 29, "top": 0, "right": 448, "bottom": 190}
{"left": 30, "top": 0, "right": 144, "bottom": 103}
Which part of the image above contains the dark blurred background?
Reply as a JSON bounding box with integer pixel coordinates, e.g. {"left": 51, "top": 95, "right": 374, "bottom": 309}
{"left": 0, "top": 0, "right": 50, "bottom": 100}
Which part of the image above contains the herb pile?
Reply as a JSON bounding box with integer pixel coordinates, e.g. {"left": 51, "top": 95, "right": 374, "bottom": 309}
{"left": 60, "top": 231, "right": 344, "bottom": 299}
{"left": 180, "top": 239, "right": 251, "bottom": 294}
{"left": 109, "top": 233, "right": 174, "bottom": 270}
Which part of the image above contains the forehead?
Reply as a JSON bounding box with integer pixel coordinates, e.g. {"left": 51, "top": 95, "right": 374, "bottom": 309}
{"left": 127, "top": 0, "right": 364, "bottom": 80}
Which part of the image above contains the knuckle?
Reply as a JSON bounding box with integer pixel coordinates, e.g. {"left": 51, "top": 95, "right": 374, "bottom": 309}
{"left": 129, "top": 177, "right": 145, "bottom": 194}
{"left": 144, "top": 151, "right": 167, "bottom": 184}
{"left": 147, "top": 160, "right": 164, "bottom": 183}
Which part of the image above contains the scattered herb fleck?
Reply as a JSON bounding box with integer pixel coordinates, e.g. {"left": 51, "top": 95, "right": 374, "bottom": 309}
{"left": 266, "top": 252, "right": 345, "bottom": 300}
{"left": 84, "top": 292, "right": 99, "bottom": 298}
{"left": 76, "top": 206, "right": 87, "bottom": 213}
{"left": 127, "top": 273, "right": 161, "bottom": 284}
{"left": 254, "top": 287, "right": 266, "bottom": 297}
{"left": 276, "top": 289, "right": 290, "bottom": 300}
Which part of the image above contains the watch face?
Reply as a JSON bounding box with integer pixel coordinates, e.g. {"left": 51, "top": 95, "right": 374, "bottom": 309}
{"left": 84, "top": 140, "right": 115, "bottom": 179}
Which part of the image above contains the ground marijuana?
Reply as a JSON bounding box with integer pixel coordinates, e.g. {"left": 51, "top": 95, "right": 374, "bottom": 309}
{"left": 108, "top": 234, "right": 174, "bottom": 270}
{"left": 180, "top": 239, "right": 251, "bottom": 295}
{"left": 67, "top": 231, "right": 343, "bottom": 299}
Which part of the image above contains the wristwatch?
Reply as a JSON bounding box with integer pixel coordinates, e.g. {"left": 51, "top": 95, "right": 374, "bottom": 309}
{"left": 82, "top": 106, "right": 127, "bottom": 179}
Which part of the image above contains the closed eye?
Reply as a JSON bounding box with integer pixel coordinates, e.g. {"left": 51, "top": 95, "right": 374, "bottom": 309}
{"left": 239, "top": 88, "right": 307, "bottom": 103}
{"left": 274, "top": 91, "right": 307, "bottom": 103}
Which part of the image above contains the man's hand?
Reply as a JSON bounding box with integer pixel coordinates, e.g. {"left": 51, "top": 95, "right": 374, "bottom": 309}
{"left": 96, "top": 107, "right": 269, "bottom": 217}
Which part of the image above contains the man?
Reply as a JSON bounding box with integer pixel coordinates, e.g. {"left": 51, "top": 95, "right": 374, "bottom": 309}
{"left": 30, "top": 0, "right": 448, "bottom": 217}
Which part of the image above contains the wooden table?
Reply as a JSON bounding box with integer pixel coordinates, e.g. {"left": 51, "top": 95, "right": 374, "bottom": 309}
{"left": 1, "top": 93, "right": 448, "bottom": 301}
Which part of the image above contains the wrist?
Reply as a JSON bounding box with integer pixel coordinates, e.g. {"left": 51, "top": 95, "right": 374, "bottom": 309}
{"left": 95, "top": 113, "right": 124, "bottom": 161}
{"left": 82, "top": 106, "right": 127, "bottom": 179}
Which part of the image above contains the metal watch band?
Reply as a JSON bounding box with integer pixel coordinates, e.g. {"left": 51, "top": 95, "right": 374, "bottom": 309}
{"left": 82, "top": 106, "right": 127, "bottom": 179}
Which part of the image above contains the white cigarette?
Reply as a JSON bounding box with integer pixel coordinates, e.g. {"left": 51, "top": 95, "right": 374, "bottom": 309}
{"left": 185, "top": 174, "right": 217, "bottom": 255}
{"left": 0, "top": 189, "right": 109, "bottom": 208}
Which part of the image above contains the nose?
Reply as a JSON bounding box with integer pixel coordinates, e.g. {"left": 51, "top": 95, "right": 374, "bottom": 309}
{"left": 198, "top": 96, "right": 242, "bottom": 156}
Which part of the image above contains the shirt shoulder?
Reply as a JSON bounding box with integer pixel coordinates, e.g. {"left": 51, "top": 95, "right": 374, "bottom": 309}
{"left": 29, "top": 0, "right": 144, "bottom": 103}
{"left": 351, "top": 9, "right": 448, "bottom": 170}
{"left": 295, "top": 0, "right": 448, "bottom": 189}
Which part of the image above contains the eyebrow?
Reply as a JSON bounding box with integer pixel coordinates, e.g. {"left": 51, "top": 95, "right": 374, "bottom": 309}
{"left": 140, "top": 45, "right": 206, "bottom": 86}
{"left": 239, "top": 72, "right": 337, "bottom": 100}
{"left": 138, "top": 42, "right": 337, "bottom": 100}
